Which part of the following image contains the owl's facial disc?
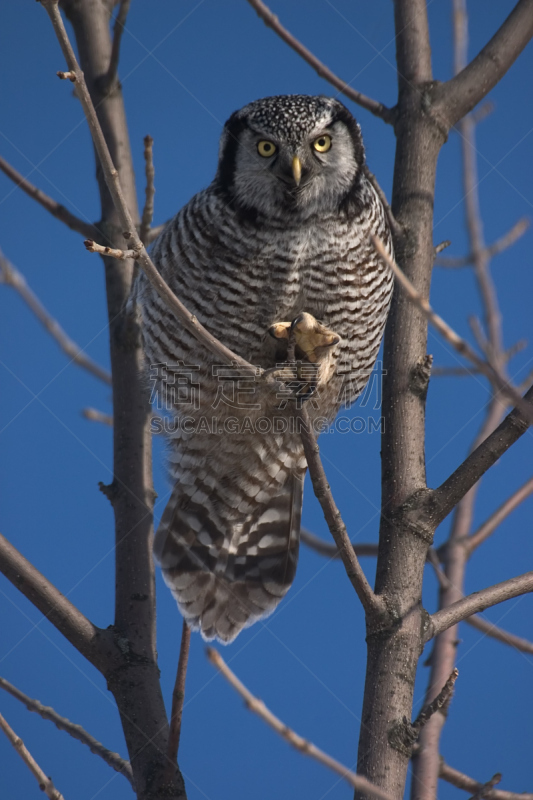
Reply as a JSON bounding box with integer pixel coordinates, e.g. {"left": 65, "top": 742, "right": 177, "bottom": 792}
{"left": 230, "top": 121, "right": 359, "bottom": 217}
{"left": 216, "top": 97, "right": 365, "bottom": 218}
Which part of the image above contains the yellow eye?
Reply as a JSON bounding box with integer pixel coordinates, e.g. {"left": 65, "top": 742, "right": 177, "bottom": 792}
{"left": 257, "top": 140, "right": 277, "bottom": 157}
{"left": 313, "top": 134, "right": 332, "bottom": 153}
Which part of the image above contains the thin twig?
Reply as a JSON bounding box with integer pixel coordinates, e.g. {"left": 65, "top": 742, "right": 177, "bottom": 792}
{"left": 300, "top": 528, "right": 378, "bottom": 559}
{"left": 465, "top": 615, "right": 533, "bottom": 655}
{"left": 428, "top": 572, "right": 533, "bottom": 639}
{"left": 0, "top": 154, "right": 98, "bottom": 239}
{"left": 371, "top": 234, "right": 533, "bottom": 425}
{"left": 98, "top": 0, "right": 131, "bottom": 93}
{"left": 0, "top": 676, "right": 133, "bottom": 785}
{"left": 487, "top": 217, "right": 530, "bottom": 258}
{"left": 0, "top": 251, "right": 111, "bottom": 385}
{"left": 140, "top": 135, "right": 155, "bottom": 244}
{"left": 436, "top": 218, "right": 529, "bottom": 268}
{"left": 411, "top": 669, "right": 458, "bottom": 732}
{"left": 82, "top": 408, "right": 113, "bottom": 426}
{"left": 365, "top": 168, "right": 404, "bottom": 240}
{"left": 41, "top": 0, "right": 254, "bottom": 373}
{"left": 468, "top": 774, "right": 503, "bottom": 800}
{"left": 145, "top": 221, "right": 167, "bottom": 245}
{"left": 295, "top": 406, "right": 385, "bottom": 621}
{"left": 0, "top": 711, "right": 65, "bottom": 800}
{"left": 433, "top": 383, "right": 533, "bottom": 522}
{"left": 84, "top": 239, "right": 139, "bottom": 260}
{"left": 245, "top": 0, "right": 395, "bottom": 124}
{"left": 431, "top": 366, "right": 481, "bottom": 378}
{"left": 433, "top": 0, "right": 533, "bottom": 127}
{"left": 426, "top": 548, "right": 451, "bottom": 590}
{"left": 439, "top": 759, "right": 533, "bottom": 800}
{"left": 467, "top": 476, "right": 533, "bottom": 554}
{"left": 471, "top": 101, "right": 494, "bottom": 126}
{"left": 163, "top": 622, "right": 191, "bottom": 782}
{"left": 207, "top": 648, "right": 395, "bottom": 800}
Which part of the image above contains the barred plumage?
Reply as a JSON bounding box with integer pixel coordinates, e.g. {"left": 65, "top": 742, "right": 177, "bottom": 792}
{"left": 132, "top": 95, "right": 393, "bottom": 642}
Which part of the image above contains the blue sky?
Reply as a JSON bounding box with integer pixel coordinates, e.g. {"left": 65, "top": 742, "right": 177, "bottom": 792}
{"left": 0, "top": 2, "right": 532, "bottom": 799}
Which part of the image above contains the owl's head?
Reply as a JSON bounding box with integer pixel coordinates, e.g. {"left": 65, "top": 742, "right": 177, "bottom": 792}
{"left": 215, "top": 95, "right": 366, "bottom": 219}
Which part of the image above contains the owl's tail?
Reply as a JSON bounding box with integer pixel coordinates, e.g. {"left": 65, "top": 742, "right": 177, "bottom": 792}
{"left": 154, "top": 472, "right": 303, "bottom": 643}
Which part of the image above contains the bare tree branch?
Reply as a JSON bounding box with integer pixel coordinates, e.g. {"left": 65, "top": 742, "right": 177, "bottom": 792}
{"left": 84, "top": 239, "right": 139, "bottom": 260}
{"left": 163, "top": 622, "right": 191, "bottom": 783}
{"left": 440, "top": 761, "right": 532, "bottom": 800}
{"left": 98, "top": 0, "right": 131, "bottom": 94}
{"left": 371, "top": 235, "right": 533, "bottom": 425}
{"left": 41, "top": 1, "right": 184, "bottom": 795}
{"left": 465, "top": 614, "right": 533, "bottom": 655}
{"left": 0, "top": 710, "right": 66, "bottom": 800}
{"left": 206, "top": 648, "right": 395, "bottom": 800}
{"left": 434, "top": 0, "right": 533, "bottom": 127}
{"left": 467, "top": 476, "right": 533, "bottom": 553}
{"left": 140, "top": 135, "right": 155, "bottom": 244}
{"left": 433, "top": 384, "right": 533, "bottom": 522}
{"left": 0, "top": 154, "right": 98, "bottom": 240}
{"left": 82, "top": 407, "right": 113, "bottom": 426}
{"left": 296, "top": 407, "right": 385, "bottom": 622}
{"left": 300, "top": 528, "right": 378, "bottom": 559}
{"left": 468, "top": 775, "right": 503, "bottom": 800}
{"left": 365, "top": 168, "right": 404, "bottom": 241}
{"left": 42, "top": 0, "right": 254, "bottom": 374}
{"left": 412, "top": 669, "right": 458, "bottom": 731}
{"left": 245, "top": 0, "right": 395, "bottom": 123}
{"left": 0, "top": 250, "right": 111, "bottom": 385}
{"left": 431, "top": 366, "right": 481, "bottom": 378}
{"left": 427, "top": 572, "right": 533, "bottom": 639}
{"left": 426, "top": 548, "right": 451, "bottom": 590}
{"left": 0, "top": 532, "right": 108, "bottom": 669}
{"left": 145, "top": 221, "right": 167, "bottom": 244}
{"left": 0, "top": 676, "right": 133, "bottom": 785}
{"left": 436, "top": 219, "right": 530, "bottom": 268}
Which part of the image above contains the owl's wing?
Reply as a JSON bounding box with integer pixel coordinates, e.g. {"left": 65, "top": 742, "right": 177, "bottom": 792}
{"left": 154, "top": 471, "right": 303, "bottom": 643}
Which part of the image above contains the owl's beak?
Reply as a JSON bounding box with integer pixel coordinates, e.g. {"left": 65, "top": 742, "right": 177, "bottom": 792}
{"left": 291, "top": 155, "right": 302, "bottom": 187}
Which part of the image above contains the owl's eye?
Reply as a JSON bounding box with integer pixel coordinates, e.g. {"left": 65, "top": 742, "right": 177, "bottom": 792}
{"left": 257, "top": 140, "right": 277, "bottom": 157}
{"left": 313, "top": 134, "right": 332, "bottom": 153}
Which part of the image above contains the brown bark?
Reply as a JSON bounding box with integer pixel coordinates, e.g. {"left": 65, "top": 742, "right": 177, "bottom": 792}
{"left": 355, "top": 2, "right": 533, "bottom": 797}
{"left": 54, "top": 1, "right": 185, "bottom": 796}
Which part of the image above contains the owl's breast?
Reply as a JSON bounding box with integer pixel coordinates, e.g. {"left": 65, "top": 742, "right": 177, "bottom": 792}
{"left": 149, "top": 188, "right": 388, "bottom": 370}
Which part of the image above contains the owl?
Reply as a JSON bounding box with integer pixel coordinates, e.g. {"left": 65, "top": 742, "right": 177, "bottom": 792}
{"left": 133, "top": 95, "right": 393, "bottom": 643}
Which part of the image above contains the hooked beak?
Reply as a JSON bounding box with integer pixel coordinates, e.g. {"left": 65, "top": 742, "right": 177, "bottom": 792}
{"left": 291, "top": 155, "right": 302, "bottom": 187}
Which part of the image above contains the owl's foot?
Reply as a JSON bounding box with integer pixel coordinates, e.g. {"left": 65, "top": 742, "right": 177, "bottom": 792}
{"left": 267, "top": 312, "right": 340, "bottom": 401}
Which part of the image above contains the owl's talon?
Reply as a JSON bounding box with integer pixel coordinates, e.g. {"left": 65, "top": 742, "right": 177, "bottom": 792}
{"left": 268, "top": 312, "right": 340, "bottom": 400}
